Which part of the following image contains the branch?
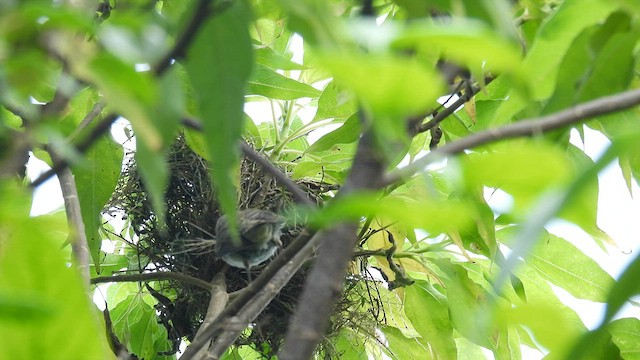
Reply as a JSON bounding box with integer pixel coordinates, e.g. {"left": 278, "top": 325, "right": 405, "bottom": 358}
{"left": 30, "top": 113, "right": 119, "bottom": 188}
{"left": 50, "top": 149, "right": 90, "bottom": 285}
{"left": 412, "top": 76, "right": 495, "bottom": 135}
{"left": 179, "top": 229, "right": 317, "bottom": 359}
{"left": 182, "top": 116, "right": 315, "bottom": 206}
{"left": 90, "top": 271, "right": 214, "bottom": 291}
{"left": 191, "top": 273, "right": 229, "bottom": 359}
{"left": 206, "top": 239, "right": 313, "bottom": 358}
{"left": 153, "top": 0, "right": 215, "bottom": 75}
{"left": 385, "top": 87, "right": 640, "bottom": 186}
{"left": 279, "top": 112, "right": 387, "bottom": 359}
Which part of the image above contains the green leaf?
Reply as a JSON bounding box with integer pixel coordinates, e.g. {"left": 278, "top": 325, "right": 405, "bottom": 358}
{"left": 332, "top": 330, "right": 368, "bottom": 360}
{"left": 185, "top": 1, "right": 253, "bottom": 228}
{"left": 87, "top": 53, "right": 162, "bottom": 150}
{"left": 523, "top": 0, "right": 618, "bottom": 101}
{"left": 495, "top": 256, "right": 587, "bottom": 358}
{"left": 393, "top": 18, "right": 523, "bottom": 76}
{"left": 111, "top": 294, "right": 172, "bottom": 359}
{"left": 576, "top": 12, "right": 638, "bottom": 102}
{"left": 74, "top": 133, "right": 123, "bottom": 271}
{"left": 313, "top": 81, "right": 358, "bottom": 122}
{"left": 254, "top": 46, "right": 306, "bottom": 70}
{"left": 305, "top": 113, "right": 361, "bottom": 154}
{"left": 0, "top": 184, "right": 109, "bottom": 360}
{"left": 493, "top": 0, "right": 618, "bottom": 125}
{"left": 433, "top": 260, "right": 492, "bottom": 348}
{"left": 608, "top": 317, "right": 640, "bottom": 360}
{"left": 405, "top": 281, "right": 457, "bottom": 359}
{"left": 381, "top": 325, "right": 431, "bottom": 360}
{"left": 530, "top": 234, "right": 614, "bottom": 302}
{"left": 248, "top": 64, "right": 320, "bottom": 100}
{"left": 462, "top": 140, "right": 572, "bottom": 211}
{"left": 318, "top": 52, "right": 444, "bottom": 117}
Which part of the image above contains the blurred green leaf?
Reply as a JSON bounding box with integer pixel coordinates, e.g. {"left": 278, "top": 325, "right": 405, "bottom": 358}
{"left": 608, "top": 317, "right": 640, "bottom": 360}
{"left": 255, "top": 46, "right": 306, "bottom": 70}
{"left": 393, "top": 18, "right": 522, "bottom": 76}
{"left": 603, "top": 252, "right": 640, "bottom": 323}
{"left": 319, "top": 52, "right": 444, "bottom": 117}
{"left": 313, "top": 81, "right": 357, "bottom": 122}
{"left": 381, "top": 325, "right": 430, "bottom": 360}
{"left": 0, "top": 184, "right": 109, "bottom": 359}
{"left": 88, "top": 54, "right": 161, "bottom": 149}
{"left": 433, "top": 260, "right": 492, "bottom": 348}
{"left": 185, "top": 1, "right": 253, "bottom": 230}
{"left": 462, "top": 140, "right": 572, "bottom": 210}
{"left": 405, "top": 281, "right": 457, "bottom": 359}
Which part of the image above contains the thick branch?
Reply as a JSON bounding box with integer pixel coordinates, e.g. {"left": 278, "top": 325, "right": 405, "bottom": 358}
{"left": 385, "top": 87, "right": 640, "bottom": 186}
{"left": 91, "top": 271, "right": 213, "bottom": 291}
{"left": 280, "top": 116, "right": 387, "bottom": 359}
{"left": 192, "top": 273, "right": 229, "bottom": 359}
{"left": 179, "top": 229, "right": 317, "bottom": 359}
{"left": 206, "top": 239, "right": 313, "bottom": 358}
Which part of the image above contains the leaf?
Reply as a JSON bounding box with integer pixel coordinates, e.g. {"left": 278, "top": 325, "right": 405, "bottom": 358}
{"left": 311, "top": 191, "right": 474, "bottom": 236}
{"left": 462, "top": 140, "right": 572, "bottom": 211}
{"left": 0, "top": 184, "right": 109, "bottom": 360}
{"left": 87, "top": 53, "right": 161, "bottom": 150}
{"left": 254, "top": 46, "right": 306, "bottom": 70}
{"left": 248, "top": 64, "right": 320, "bottom": 100}
{"left": 530, "top": 234, "right": 614, "bottom": 302}
{"left": 185, "top": 1, "right": 253, "bottom": 229}
{"left": 332, "top": 330, "right": 368, "bottom": 360}
{"left": 608, "top": 318, "right": 640, "bottom": 360}
{"left": 74, "top": 133, "right": 123, "bottom": 271}
{"left": 313, "top": 81, "right": 358, "bottom": 121}
{"left": 393, "top": 18, "right": 523, "bottom": 76}
{"left": 405, "top": 281, "right": 457, "bottom": 359}
{"left": 433, "top": 259, "right": 492, "bottom": 348}
{"left": 111, "top": 294, "right": 172, "bottom": 358}
{"left": 381, "top": 325, "right": 431, "bottom": 360}
{"left": 305, "top": 113, "right": 361, "bottom": 154}
{"left": 492, "top": 0, "right": 618, "bottom": 125}
{"left": 318, "top": 52, "right": 444, "bottom": 117}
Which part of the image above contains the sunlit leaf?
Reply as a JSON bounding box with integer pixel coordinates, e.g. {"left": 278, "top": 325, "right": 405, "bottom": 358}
{"left": 248, "top": 64, "right": 320, "bottom": 100}
{"left": 608, "top": 317, "right": 640, "bottom": 360}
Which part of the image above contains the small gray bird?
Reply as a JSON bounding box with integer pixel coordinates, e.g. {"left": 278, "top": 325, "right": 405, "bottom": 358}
{"left": 215, "top": 208, "right": 285, "bottom": 280}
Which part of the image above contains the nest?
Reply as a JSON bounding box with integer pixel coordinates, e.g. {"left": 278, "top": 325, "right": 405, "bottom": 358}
{"left": 106, "top": 134, "right": 384, "bottom": 357}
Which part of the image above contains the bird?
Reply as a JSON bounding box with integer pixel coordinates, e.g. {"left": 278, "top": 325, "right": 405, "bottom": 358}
{"left": 215, "top": 208, "right": 285, "bottom": 281}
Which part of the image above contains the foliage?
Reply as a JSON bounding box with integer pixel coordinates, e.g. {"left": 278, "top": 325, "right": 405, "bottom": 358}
{"left": 1, "top": 0, "right": 640, "bottom": 359}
